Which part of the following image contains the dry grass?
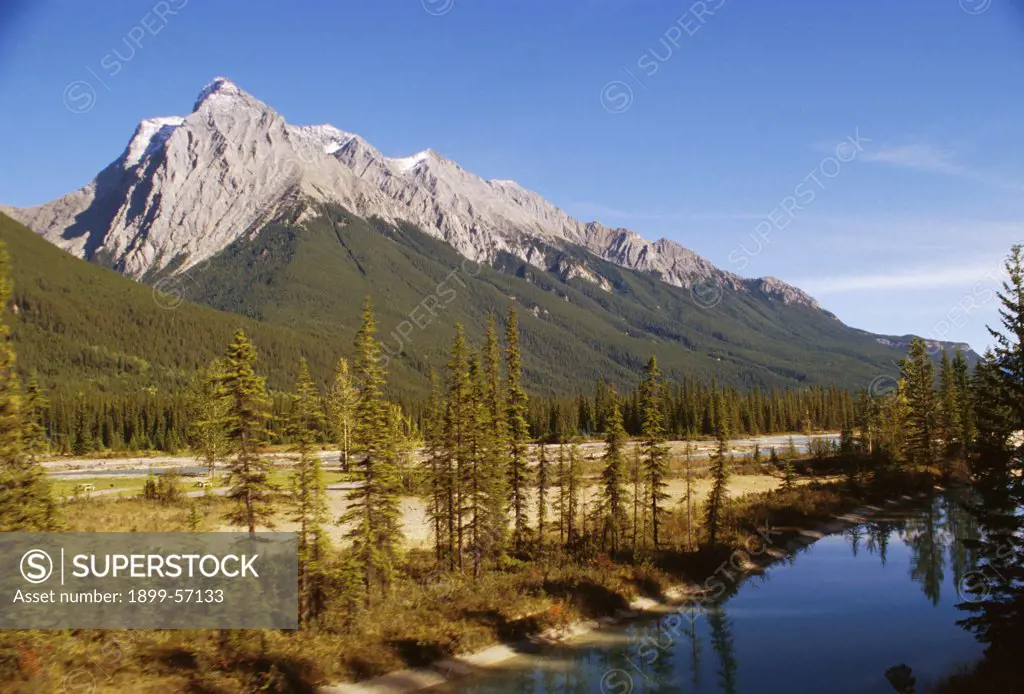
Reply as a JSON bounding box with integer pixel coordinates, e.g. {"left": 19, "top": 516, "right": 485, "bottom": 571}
{"left": 10, "top": 451, "right": 936, "bottom": 693}
{"left": 61, "top": 496, "right": 234, "bottom": 533}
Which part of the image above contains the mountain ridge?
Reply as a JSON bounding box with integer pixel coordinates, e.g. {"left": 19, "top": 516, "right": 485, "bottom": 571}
{"left": 6, "top": 76, "right": 821, "bottom": 310}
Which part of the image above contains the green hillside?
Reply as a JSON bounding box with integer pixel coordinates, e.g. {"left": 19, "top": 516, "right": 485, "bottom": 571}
{"left": 0, "top": 212, "right": 339, "bottom": 394}
{"left": 175, "top": 204, "right": 909, "bottom": 395}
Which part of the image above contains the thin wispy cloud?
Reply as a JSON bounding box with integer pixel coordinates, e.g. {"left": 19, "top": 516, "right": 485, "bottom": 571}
{"left": 860, "top": 142, "right": 1024, "bottom": 192}
{"left": 860, "top": 144, "right": 963, "bottom": 175}
{"left": 794, "top": 261, "right": 1006, "bottom": 295}
{"left": 792, "top": 214, "right": 1023, "bottom": 254}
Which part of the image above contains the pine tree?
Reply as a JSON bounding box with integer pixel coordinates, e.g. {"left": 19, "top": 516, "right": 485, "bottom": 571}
{"left": 937, "top": 350, "right": 961, "bottom": 467}
{"left": 600, "top": 386, "right": 629, "bottom": 553}
{"left": 22, "top": 371, "right": 48, "bottom": 462}
{"left": 443, "top": 323, "right": 472, "bottom": 570}
{"left": 383, "top": 402, "right": 412, "bottom": 549}
{"left": 536, "top": 443, "right": 550, "bottom": 553}
{"left": 464, "top": 352, "right": 488, "bottom": 577}
{"left": 506, "top": 307, "right": 532, "bottom": 554}
{"left": 423, "top": 371, "right": 448, "bottom": 563}
{"left": 186, "top": 503, "right": 203, "bottom": 531}
{"left": 952, "top": 350, "right": 975, "bottom": 456}
{"left": 875, "top": 383, "right": 910, "bottom": 468}
{"left": 683, "top": 441, "right": 695, "bottom": 550}
{"left": 288, "top": 358, "right": 330, "bottom": 625}
{"left": 328, "top": 357, "right": 359, "bottom": 472}
{"left": 218, "top": 330, "right": 276, "bottom": 533}
{"left": 639, "top": 357, "right": 671, "bottom": 547}
{"left": 594, "top": 378, "right": 609, "bottom": 434}
{"left": 0, "top": 245, "right": 56, "bottom": 531}
{"left": 776, "top": 447, "right": 795, "bottom": 492}
{"left": 188, "top": 358, "right": 229, "bottom": 480}
{"left": 555, "top": 442, "right": 569, "bottom": 548}
{"left": 839, "top": 420, "right": 855, "bottom": 456}
{"left": 481, "top": 315, "right": 510, "bottom": 559}
{"left": 986, "top": 244, "right": 1024, "bottom": 440}
{"left": 567, "top": 439, "right": 583, "bottom": 548}
{"left": 341, "top": 297, "right": 403, "bottom": 602}
{"left": 705, "top": 390, "right": 730, "bottom": 547}
{"left": 630, "top": 444, "right": 642, "bottom": 553}
{"left": 901, "top": 338, "right": 937, "bottom": 468}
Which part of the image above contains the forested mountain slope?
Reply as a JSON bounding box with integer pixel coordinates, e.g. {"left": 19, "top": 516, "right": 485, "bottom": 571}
{"left": 1, "top": 212, "right": 338, "bottom": 393}
{"left": 178, "top": 204, "right": 962, "bottom": 394}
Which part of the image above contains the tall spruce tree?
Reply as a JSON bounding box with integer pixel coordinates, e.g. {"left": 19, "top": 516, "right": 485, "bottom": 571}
{"left": 328, "top": 357, "right": 359, "bottom": 472}
{"left": 465, "top": 352, "right": 488, "bottom": 577}
{"left": 481, "top": 315, "right": 510, "bottom": 559}
{"left": 340, "top": 297, "right": 403, "bottom": 601}
{"left": 963, "top": 247, "right": 1024, "bottom": 674}
{"left": 536, "top": 443, "right": 550, "bottom": 553}
{"left": 505, "top": 307, "right": 532, "bottom": 554}
{"left": 594, "top": 378, "right": 609, "bottom": 434}
{"left": 875, "top": 384, "right": 910, "bottom": 467}
{"left": 443, "top": 323, "right": 472, "bottom": 570}
{"left": 555, "top": 442, "right": 569, "bottom": 548}
{"left": 952, "top": 350, "right": 975, "bottom": 456}
{"left": 0, "top": 245, "right": 56, "bottom": 531}
{"left": 937, "top": 350, "right": 961, "bottom": 466}
{"left": 187, "top": 358, "right": 229, "bottom": 480}
{"left": 218, "top": 330, "right": 276, "bottom": 533}
{"left": 423, "top": 371, "right": 447, "bottom": 563}
{"left": 704, "top": 390, "right": 731, "bottom": 547}
{"left": 600, "top": 386, "right": 629, "bottom": 553}
{"left": 683, "top": 441, "right": 695, "bottom": 550}
{"left": 901, "top": 338, "right": 937, "bottom": 468}
{"left": 288, "top": 358, "right": 330, "bottom": 625}
{"left": 640, "top": 356, "right": 671, "bottom": 547}
{"left": 987, "top": 244, "right": 1024, "bottom": 438}
{"left": 567, "top": 439, "right": 583, "bottom": 548}
{"left": 22, "top": 371, "right": 48, "bottom": 462}
{"left": 631, "top": 444, "right": 643, "bottom": 552}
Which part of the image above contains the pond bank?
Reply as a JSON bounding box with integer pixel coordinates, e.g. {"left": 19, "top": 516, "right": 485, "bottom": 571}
{"left": 320, "top": 490, "right": 932, "bottom": 694}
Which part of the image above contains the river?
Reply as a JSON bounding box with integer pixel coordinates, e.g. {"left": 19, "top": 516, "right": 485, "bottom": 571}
{"left": 429, "top": 494, "right": 982, "bottom": 693}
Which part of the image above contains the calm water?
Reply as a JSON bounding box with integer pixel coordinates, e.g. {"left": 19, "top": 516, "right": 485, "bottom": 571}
{"left": 433, "top": 495, "right": 982, "bottom": 693}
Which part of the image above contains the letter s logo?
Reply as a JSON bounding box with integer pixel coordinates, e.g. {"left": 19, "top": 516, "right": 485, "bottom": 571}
{"left": 21, "top": 549, "right": 54, "bottom": 584}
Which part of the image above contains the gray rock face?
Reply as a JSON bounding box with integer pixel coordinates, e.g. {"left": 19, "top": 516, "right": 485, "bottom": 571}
{"left": 10, "top": 79, "right": 391, "bottom": 277}
{"left": 6, "top": 77, "right": 820, "bottom": 310}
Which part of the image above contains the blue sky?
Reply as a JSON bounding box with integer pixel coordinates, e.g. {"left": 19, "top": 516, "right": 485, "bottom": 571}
{"left": 1, "top": 0, "right": 1023, "bottom": 353}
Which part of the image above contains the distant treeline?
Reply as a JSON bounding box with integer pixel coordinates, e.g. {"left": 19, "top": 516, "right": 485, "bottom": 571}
{"left": 533, "top": 379, "right": 853, "bottom": 442}
{"left": 36, "top": 379, "right": 854, "bottom": 456}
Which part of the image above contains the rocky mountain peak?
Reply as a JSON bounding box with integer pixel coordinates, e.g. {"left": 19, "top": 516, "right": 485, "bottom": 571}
{"left": 748, "top": 276, "right": 823, "bottom": 310}
{"left": 193, "top": 76, "right": 247, "bottom": 111}
{"left": 6, "top": 76, "right": 824, "bottom": 314}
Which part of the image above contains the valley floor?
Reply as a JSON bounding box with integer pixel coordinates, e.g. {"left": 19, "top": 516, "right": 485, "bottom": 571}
{"left": 41, "top": 433, "right": 838, "bottom": 472}
{"left": 46, "top": 434, "right": 837, "bottom": 548}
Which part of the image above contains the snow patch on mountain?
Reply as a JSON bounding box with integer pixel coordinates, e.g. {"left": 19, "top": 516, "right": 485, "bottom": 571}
{"left": 193, "top": 76, "right": 246, "bottom": 111}
{"left": 124, "top": 117, "right": 185, "bottom": 168}
{"left": 390, "top": 150, "right": 433, "bottom": 174}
